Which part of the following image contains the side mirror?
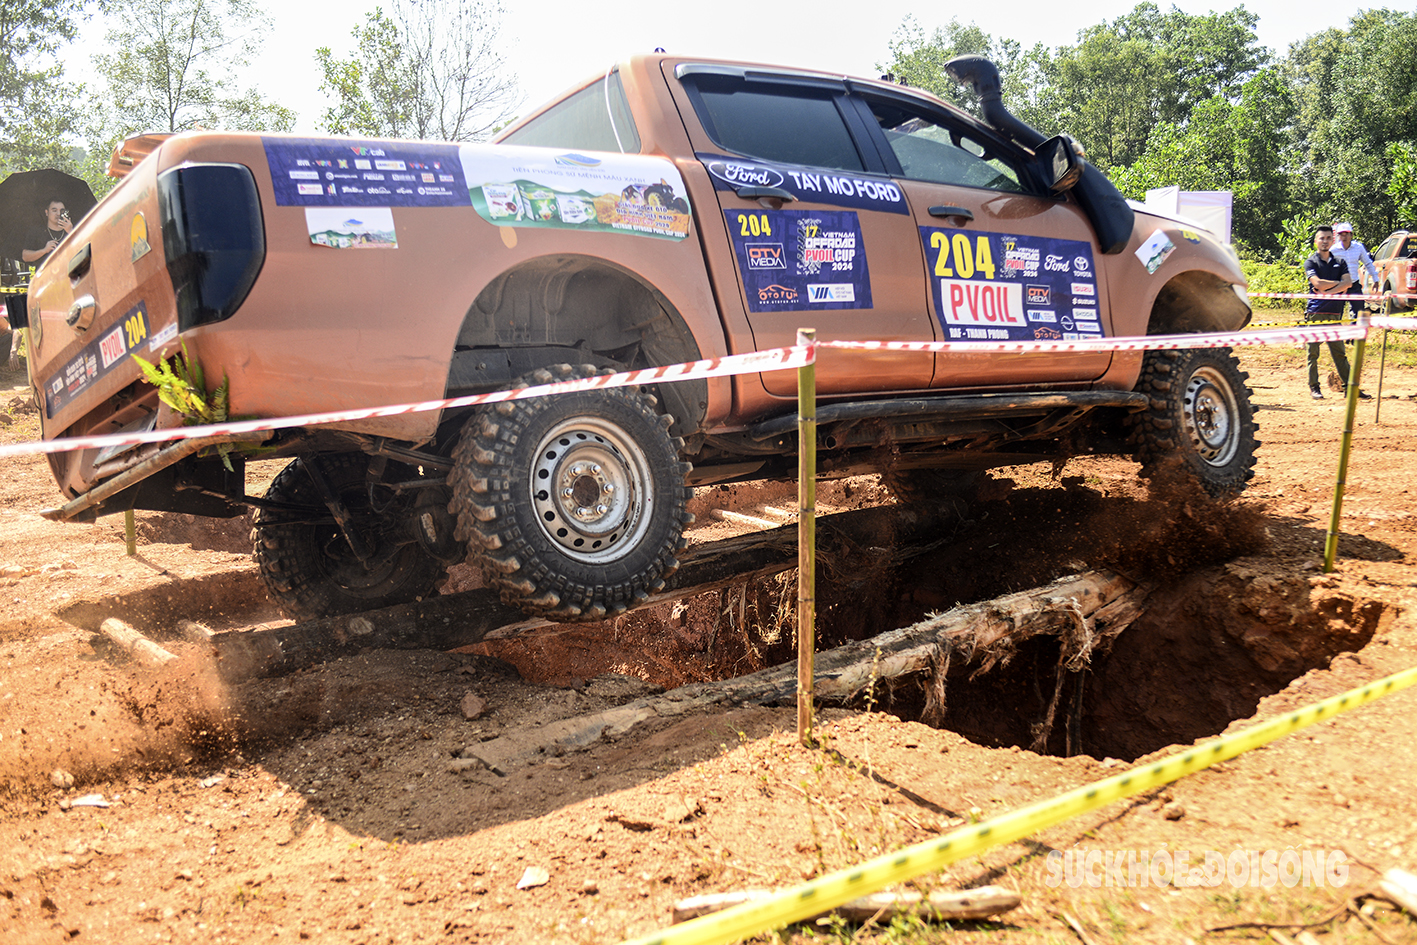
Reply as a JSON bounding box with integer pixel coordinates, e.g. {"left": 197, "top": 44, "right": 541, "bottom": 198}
{"left": 1038, "top": 134, "right": 1084, "bottom": 192}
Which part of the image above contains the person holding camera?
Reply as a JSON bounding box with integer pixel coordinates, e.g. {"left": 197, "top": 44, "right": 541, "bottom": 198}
{"left": 22, "top": 197, "right": 73, "bottom": 267}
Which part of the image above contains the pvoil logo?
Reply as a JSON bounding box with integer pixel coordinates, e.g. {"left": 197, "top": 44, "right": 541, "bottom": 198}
{"left": 555, "top": 153, "right": 603, "bottom": 168}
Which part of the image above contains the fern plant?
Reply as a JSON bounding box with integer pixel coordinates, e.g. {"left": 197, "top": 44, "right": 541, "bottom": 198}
{"left": 132, "top": 344, "right": 242, "bottom": 470}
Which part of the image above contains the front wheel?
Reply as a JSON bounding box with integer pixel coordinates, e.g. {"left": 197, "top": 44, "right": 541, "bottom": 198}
{"left": 1130, "top": 347, "right": 1259, "bottom": 497}
{"left": 448, "top": 364, "right": 694, "bottom": 621}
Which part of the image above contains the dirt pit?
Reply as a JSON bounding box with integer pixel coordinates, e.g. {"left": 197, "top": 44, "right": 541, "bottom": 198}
{"left": 2, "top": 346, "right": 1417, "bottom": 945}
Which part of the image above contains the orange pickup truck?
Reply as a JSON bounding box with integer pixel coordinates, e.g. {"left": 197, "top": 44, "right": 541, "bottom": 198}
{"left": 5, "top": 54, "right": 1256, "bottom": 622}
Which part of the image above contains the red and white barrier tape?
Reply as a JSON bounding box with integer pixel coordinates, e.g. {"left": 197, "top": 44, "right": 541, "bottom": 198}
{"left": 0, "top": 318, "right": 1404, "bottom": 462}
{"left": 1248, "top": 291, "right": 1395, "bottom": 302}
{"left": 0, "top": 345, "right": 811, "bottom": 461}
{"left": 822, "top": 323, "right": 1363, "bottom": 356}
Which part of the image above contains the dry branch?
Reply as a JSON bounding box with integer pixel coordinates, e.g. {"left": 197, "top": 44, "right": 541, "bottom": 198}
{"left": 671, "top": 885, "right": 1021, "bottom": 923}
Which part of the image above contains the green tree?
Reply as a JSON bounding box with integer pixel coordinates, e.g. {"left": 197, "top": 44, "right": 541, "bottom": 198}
{"left": 93, "top": 0, "right": 295, "bottom": 137}
{"left": 1388, "top": 141, "right": 1417, "bottom": 227}
{"left": 1284, "top": 10, "right": 1417, "bottom": 241}
{"left": 1113, "top": 67, "right": 1293, "bottom": 254}
{"left": 316, "top": 0, "right": 518, "bottom": 142}
{"left": 0, "top": 0, "right": 90, "bottom": 174}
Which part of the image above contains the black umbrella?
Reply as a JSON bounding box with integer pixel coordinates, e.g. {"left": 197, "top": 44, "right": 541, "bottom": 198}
{"left": 0, "top": 168, "right": 98, "bottom": 268}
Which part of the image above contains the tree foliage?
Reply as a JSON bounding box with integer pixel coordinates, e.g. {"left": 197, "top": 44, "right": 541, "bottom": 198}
{"left": 0, "top": 0, "right": 89, "bottom": 175}
{"left": 315, "top": 0, "right": 519, "bottom": 142}
{"left": 93, "top": 0, "right": 294, "bottom": 137}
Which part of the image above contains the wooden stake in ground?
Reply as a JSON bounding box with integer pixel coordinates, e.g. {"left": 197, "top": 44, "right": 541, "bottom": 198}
{"left": 796, "top": 326, "right": 817, "bottom": 745}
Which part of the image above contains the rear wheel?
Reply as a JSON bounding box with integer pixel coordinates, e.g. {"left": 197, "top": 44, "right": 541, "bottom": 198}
{"left": 1130, "top": 347, "right": 1258, "bottom": 497}
{"left": 449, "top": 364, "right": 693, "bottom": 621}
{"left": 253, "top": 453, "right": 448, "bottom": 619}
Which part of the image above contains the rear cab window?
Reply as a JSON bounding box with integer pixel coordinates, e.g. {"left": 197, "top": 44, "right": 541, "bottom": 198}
{"left": 502, "top": 71, "right": 641, "bottom": 153}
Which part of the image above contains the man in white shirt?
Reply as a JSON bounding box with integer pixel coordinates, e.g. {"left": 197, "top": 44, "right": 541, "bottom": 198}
{"left": 1331, "top": 222, "right": 1380, "bottom": 318}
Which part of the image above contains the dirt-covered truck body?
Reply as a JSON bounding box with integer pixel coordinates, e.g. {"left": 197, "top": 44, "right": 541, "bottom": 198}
{"left": 9, "top": 53, "right": 1256, "bottom": 622}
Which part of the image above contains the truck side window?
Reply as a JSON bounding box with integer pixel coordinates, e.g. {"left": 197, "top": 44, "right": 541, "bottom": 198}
{"left": 502, "top": 71, "right": 641, "bottom": 153}
{"left": 867, "top": 100, "right": 1022, "bottom": 193}
{"left": 688, "top": 81, "right": 865, "bottom": 172}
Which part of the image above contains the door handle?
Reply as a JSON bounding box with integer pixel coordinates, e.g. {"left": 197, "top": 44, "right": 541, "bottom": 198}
{"left": 929, "top": 205, "right": 974, "bottom": 224}
{"left": 734, "top": 186, "right": 797, "bottom": 206}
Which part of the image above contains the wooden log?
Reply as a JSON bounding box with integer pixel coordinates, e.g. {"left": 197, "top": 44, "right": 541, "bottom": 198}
{"left": 1378, "top": 867, "right": 1417, "bottom": 915}
{"left": 671, "top": 885, "right": 1021, "bottom": 924}
{"left": 209, "top": 503, "right": 942, "bottom": 680}
{"left": 98, "top": 617, "right": 178, "bottom": 668}
{"left": 457, "top": 569, "right": 1142, "bottom": 772}
{"left": 176, "top": 619, "right": 215, "bottom": 644}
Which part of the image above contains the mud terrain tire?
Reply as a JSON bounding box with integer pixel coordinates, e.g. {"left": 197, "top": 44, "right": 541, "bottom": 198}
{"left": 1131, "top": 347, "right": 1258, "bottom": 497}
{"left": 253, "top": 453, "right": 448, "bottom": 619}
{"left": 449, "top": 364, "right": 693, "bottom": 621}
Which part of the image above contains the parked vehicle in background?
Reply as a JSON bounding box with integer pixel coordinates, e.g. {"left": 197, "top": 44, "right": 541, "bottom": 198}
{"left": 7, "top": 53, "right": 1257, "bottom": 624}
{"left": 1367, "top": 230, "right": 1417, "bottom": 312}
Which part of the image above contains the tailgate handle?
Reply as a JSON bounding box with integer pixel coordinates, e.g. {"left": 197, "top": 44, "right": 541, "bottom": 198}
{"left": 68, "top": 244, "right": 92, "bottom": 282}
{"left": 66, "top": 294, "right": 96, "bottom": 331}
{"left": 929, "top": 205, "right": 975, "bottom": 224}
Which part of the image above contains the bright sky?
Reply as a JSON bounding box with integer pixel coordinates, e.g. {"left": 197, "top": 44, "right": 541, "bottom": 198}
{"left": 68, "top": 0, "right": 1360, "bottom": 134}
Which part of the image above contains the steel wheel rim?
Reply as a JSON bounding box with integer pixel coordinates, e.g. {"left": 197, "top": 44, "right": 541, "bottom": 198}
{"left": 1183, "top": 365, "right": 1240, "bottom": 467}
{"left": 530, "top": 416, "right": 654, "bottom": 563}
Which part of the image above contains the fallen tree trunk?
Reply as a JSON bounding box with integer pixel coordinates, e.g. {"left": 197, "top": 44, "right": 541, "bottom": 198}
{"left": 453, "top": 569, "right": 1146, "bottom": 773}
{"left": 206, "top": 503, "right": 944, "bottom": 680}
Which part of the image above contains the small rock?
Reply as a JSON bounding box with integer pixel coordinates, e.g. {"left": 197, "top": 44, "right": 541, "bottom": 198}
{"left": 460, "top": 693, "right": 487, "bottom": 720}
{"left": 1162, "top": 801, "right": 1185, "bottom": 821}
{"left": 580, "top": 880, "right": 599, "bottom": 895}
{"left": 516, "top": 867, "right": 549, "bottom": 890}
{"left": 70, "top": 794, "right": 110, "bottom": 808}
{"left": 50, "top": 769, "right": 74, "bottom": 789}
{"left": 199, "top": 775, "right": 225, "bottom": 789}
{"left": 0, "top": 565, "right": 22, "bottom": 578}
{"left": 347, "top": 617, "right": 374, "bottom": 637}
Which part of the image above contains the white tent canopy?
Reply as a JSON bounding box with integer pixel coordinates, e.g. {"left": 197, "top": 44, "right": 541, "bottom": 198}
{"left": 1143, "top": 187, "right": 1233, "bottom": 243}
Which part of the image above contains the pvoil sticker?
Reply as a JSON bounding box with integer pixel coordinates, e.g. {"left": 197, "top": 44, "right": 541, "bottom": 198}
{"left": 922, "top": 227, "right": 1102, "bottom": 341}
{"left": 727, "top": 209, "right": 873, "bottom": 312}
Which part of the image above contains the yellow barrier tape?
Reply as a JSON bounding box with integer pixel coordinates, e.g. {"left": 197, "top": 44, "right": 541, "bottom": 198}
{"left": 616, "top": 663, "right": 1417, "bottom": 945}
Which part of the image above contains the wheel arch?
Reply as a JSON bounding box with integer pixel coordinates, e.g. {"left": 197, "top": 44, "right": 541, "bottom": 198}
{"left": 1144, "top": 268, "right": 1253, "bottom": 336}
{"left": 453, "top": 254, "right": 707, "bottom": 437}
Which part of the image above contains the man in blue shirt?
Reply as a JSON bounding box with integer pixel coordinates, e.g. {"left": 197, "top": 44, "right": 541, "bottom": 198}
{"left": 1304, "top": 225, "right": 1371, "bottom": 400}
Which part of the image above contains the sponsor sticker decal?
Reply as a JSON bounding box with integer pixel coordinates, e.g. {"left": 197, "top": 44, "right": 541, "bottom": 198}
{"left": 305, "top": 207, "right": 398, "bottom": 249}
{"left": 922, "top": 227, "right": 1103, "bottom": 341}
{"left": 266, "top": 139, "right": 467, "bottom": 207}
{"left": 1136, "top": 229, "right": 1177, "bottom": 274}
{"left": 47, "top": 302, "right": 149, "bottom": 419}
{"left": 463, "top": 144, "right": 692, "bottom": 240}
{"left": 727, "top": 209, "right": 872, "bottom": 312}
{"left": 699, "top": 153, "right": 909, "bottom": 215}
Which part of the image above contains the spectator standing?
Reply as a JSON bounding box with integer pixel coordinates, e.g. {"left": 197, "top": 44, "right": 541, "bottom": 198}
{"left": 1304, "top": 225, "right": 1370, "bottom": 400}
{"left": 1330, "top": 222, "right": 1379, "bottom": 316}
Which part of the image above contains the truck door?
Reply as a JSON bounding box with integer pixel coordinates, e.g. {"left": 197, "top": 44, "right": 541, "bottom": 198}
{"left": 847, "top": 93, "right": 1115, "bottom": 389}
{"left": 669, "top": 65, "right": 938, "bottom": 398}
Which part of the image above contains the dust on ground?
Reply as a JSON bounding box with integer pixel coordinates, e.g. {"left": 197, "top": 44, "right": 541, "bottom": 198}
{"left": 2, "top": 346, "right": 1417, "bottom": 944}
